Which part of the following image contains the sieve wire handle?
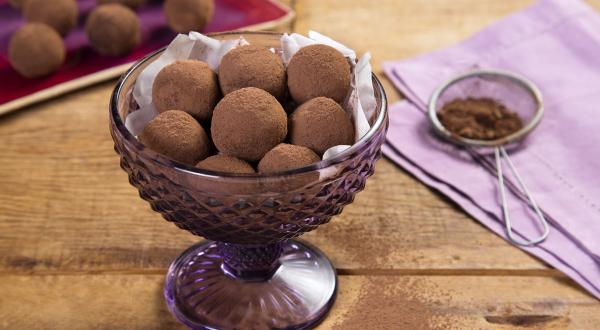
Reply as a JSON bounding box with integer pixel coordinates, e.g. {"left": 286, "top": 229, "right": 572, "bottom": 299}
{"left": 495, "top": 146, "right": 550, "bottom": 246}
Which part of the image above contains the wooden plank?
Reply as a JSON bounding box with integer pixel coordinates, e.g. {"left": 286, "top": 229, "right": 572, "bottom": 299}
{"left": 0, "top": 82, "right": 544, "bottom": 274}
{"left": 322, "top": 275, "right": 600, "bottom": 330}
{"left": 0, "top": 274, "right": 598, "bottom": 329}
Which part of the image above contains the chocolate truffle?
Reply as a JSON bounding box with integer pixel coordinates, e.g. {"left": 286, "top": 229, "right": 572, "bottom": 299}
{"left": 97, "top": 0, "right": 146, "bottom": 9}
{"left": 9, "top": 0, "right": 26, "bottom": 9}
{"left": 164, "top": 0, "right": 214, "bottom": 33}
{"left": 85, "top": 4, "right": 141, "bottom": 56}
{"left": 290, "top": 97, "right": 354, "bottom": 155}
{"left": 23, "top": 0, "right": 77, "bottom": 36}
{"left": 211, "top": 87, "right": 287, "bottom": 162}
{"left": 196, "top": 155, "right": 255, "bottom": 174}
{"left": 219, "top": 45, "right": 286, "bottom": 100}
{"left": 9, "top": 23, "right": 65, "bottom": 78}
{"left": 287, "top": 44, "right": 351, "bottom": 104}
{"left": 152, "top": 60, "right": 220, "bottom": 122}
{"left": 258, "top": 144, "right": 320, "bottom": 174}
{"left": 139, "top": 110, "right": 210, "bottom": 165}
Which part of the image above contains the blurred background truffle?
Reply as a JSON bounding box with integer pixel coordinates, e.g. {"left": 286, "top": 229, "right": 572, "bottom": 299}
{"left": 258, "top": 143, "right": 320, "bottom": 173}
{"left": 211, "top": 87, "right": 287, "bottom": 162}
{"left": 139, "top": 110, "right": 210, "bottom": 165}
{"left": 219, "top": 45, "right": 286, "bottom": 100}
{"left": 85, "top": 4, "right": 141, "bottom": 56}
{"left": 152, "top": 60, "right": 220, "bottom": 123}
{"left": 8, "top": 0, "right": 26, "bottom": 9}
{"left": 97, "top": 0, "right": 146, "bottom": 9}
{"left": 164, "top": 0, "right": 214, "bottom": 33}
{"left": 289, "top": 97, "right": 354, "bottom": 155}
{"left": 196, "top": 155, "right": 255, "bottom": 174}
{"left": 23, "top": 0, "right": 78, "bottom": 36}
{"left": 9, "top": 23, "right": 65, "bottom": 78}
{"left": 287, "top": 44, "right": 351, "bottom": 104}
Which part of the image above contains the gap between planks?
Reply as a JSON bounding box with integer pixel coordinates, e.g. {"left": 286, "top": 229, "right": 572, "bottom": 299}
{"left": 0, "top": 267, "right": 566, "bottom": 277}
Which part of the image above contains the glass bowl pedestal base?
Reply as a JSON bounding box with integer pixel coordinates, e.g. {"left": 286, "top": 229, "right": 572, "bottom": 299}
{"left": 164, "top": 240, "right": 337, "bottom": 330}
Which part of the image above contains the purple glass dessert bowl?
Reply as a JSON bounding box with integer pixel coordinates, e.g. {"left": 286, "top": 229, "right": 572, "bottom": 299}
{"left": 109, "top": 32, "right": 389, "bottom": 330}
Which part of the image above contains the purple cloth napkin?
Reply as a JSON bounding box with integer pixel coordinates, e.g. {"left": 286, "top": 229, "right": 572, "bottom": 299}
{"left": 382, "top": 0, "right": 600, "bottom": 299}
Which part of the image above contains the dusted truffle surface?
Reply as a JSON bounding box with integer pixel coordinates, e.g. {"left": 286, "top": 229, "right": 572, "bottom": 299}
{"left": 9, "top": 23, "right": 65, "bottom": 78}
{"left": 211, "top": 87, "right": 287, "bottom": 162}
{"left": 85, "top": 4, "right": 141, "bottom": 56}
{"left": 164, "top": 0, "right": 214, "bottom": 33}
{"left": 287, "top": 44, "right": 351, "bottom": 104}
{"left": 97, "top": 0, "right": 146, "bottom": 9}
{"left": 9, "top": 0, "right": 26, "bottom": 9}
{"left": 23, "top": 0, "right": 78, "bottom": 36}
{"left": 290, "top": 97, "right": 354, "bottom": 155}
{"left": 152, "top": 60, "right": 220, "bottom": 123}
{"left": 139, "top": 110, "right": 210, "bottom": 165}
{"left": 219, "top": 45, "right": 286, "bottom": 100}
{"left": 196, "top": 155, "right": 255, "bottom": 174}
{"left": 258, "top": 144, "right": 320, "bottom": 174}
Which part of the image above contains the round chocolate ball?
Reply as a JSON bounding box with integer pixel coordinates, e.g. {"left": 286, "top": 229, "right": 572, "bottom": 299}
{"left": 289, "top": 97, "right": 354, "bottom": 155}
{"left": 9, "top": 0, "right": 26, "bottom": 9}
{"left": 85, "top": 4, "right": 141, "bottom": 57}
{"left": 9, "top": 23, "right": 65, "bottom": 78}
{"left": 152, "top": 60, "right": 220, "bottom": 123}
{"left": 219, "top": 45, "right": 286, "bottom": 100}
{"left": 97, "top": 0, "right": 145, "bottom": 9}
{"left": 196, "top": 155, "right": 255, "bottom": 174}
{"left": 139, "top": 110, "right": 210, "bottom": 165}
{"left": 211, "top": 87, "right": 287, "bottom": 162}
{"left": 23, "top": 0, "right": 78, "bottom": 36}
{"left": 258, "top": 143, "right": 320, "bottom": 174}
{"left": 287, "top": 44, "right": 351, "bottom": 104}
{"left": 164, "top": 0, "right": 214, "bottom": 33}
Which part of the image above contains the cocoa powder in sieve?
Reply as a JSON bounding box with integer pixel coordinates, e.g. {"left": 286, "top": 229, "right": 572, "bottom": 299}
{"left": 438, "top": 98, "right": 523, "bottom": 140}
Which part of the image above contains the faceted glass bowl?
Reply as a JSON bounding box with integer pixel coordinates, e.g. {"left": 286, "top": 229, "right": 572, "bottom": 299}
{"left": 109, "top": 31, "right": 389, "bottom": 330}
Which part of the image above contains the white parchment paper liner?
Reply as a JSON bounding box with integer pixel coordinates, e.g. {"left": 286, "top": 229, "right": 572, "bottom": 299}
{"left": 126, "top": 31, "right": 377, "bottom": 161}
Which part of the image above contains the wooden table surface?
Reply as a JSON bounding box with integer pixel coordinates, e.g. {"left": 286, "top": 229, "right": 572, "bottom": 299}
{"left": 1, "top": 0, "right": 599, "bottom": 329}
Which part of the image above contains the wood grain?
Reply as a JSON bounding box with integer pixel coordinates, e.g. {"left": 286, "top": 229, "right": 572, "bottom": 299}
{"left": 1, "top": 274, "right": 598, "bottom": 329}
{"left": 1, "top": 0, "right": 600, "bottom": 328}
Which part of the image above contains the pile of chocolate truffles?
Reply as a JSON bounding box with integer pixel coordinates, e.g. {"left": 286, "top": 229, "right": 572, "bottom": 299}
{"left": 8, "top": 0, "right": 214, "bottom": 78}
{"left": 140, "top": 43, "right": 356, "bottom": 174}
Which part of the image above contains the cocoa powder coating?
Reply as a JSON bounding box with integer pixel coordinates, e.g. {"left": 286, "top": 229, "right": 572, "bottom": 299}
{"left": 219, "top": 45, "right": 287, "bottom": 100}
{"left": 438, "top": 98, "right": 523, "bottom": 140}
{"left": 287, "top": 44, "right": 351, "bottom": 104}
{"left": 23, "top": 0, "right": 78, "bottom": 36}
{"left": 85, "top": 4, "right": 141, "bottom": 56}
{"left": 9, "top": 0, "right": 26, "bottom": 9}
{"left": 211, "top": 87, "right": 288, "bottom": 162}
{"left": 97, "top": 0, "right": 146, "bottom": 9}
{"left": 152, "top": 60, "right": 220, "bottom": 123}
{"left": 290, "top": 97, "right": 354, "bottom": 155}
{"left": 196, "top": 155, "right": 255, "bottom": 174}
{"left": 9, "top": 23, "right": 65, "bottom": 78}
{"left": 164, "top": 0, "right": 214, "bottom": 33}
{"left": 258, "top": 143, "right": 320, "bottom": 174}
{"left": 139, "top": 110, "right": 210, "bottom": 165}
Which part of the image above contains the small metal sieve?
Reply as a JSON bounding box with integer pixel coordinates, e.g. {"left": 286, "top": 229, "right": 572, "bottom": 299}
{"left": 428, "top": 69, "right": 549, "bottom": 246}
